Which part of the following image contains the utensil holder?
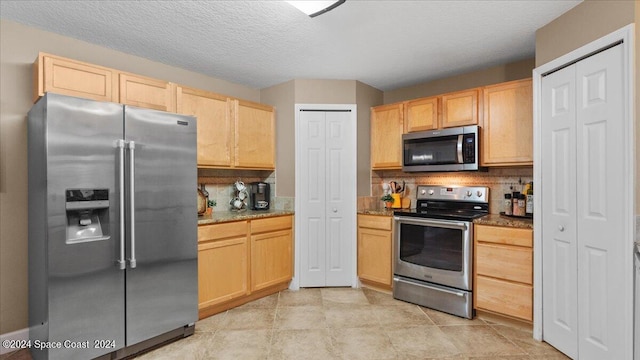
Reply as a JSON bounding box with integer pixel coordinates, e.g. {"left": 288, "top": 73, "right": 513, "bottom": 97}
{"left": 391, "top": 194, "right": 401, "bottom": 208}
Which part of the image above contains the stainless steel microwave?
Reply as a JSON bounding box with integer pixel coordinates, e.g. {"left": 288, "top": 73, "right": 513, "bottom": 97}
{"left": 402, "top": 125, "right": 481, "bottom": 172}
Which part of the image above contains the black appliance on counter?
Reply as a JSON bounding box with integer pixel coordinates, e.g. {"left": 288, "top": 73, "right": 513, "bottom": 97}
{"left": 250, "top": 182, "right": 270, "bottom": 210}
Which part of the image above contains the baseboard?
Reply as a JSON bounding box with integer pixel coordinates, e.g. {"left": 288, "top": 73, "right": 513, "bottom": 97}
{"left": 0, "top": 327, "right": 29, "bottom": 355}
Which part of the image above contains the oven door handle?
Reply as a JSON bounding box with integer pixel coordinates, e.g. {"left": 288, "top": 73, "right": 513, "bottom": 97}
{"left": 394, "top": 277, "right": 465, "bottom": 297}
{"left": 394, "top": 216, "right": 468, "bottom": 231}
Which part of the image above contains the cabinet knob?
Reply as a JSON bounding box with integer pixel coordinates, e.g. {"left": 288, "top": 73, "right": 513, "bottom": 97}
{"left": 332, "top": 208, "right": 338, "bottom": 213}
{"left": 558, "top": 225, "right": 565, "bottom": 232}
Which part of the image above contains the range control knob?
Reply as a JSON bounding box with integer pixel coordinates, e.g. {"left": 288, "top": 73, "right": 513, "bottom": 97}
{"left": 428, "top": 189, "right": 435, "bottom": 195}
{"left": 476, "top": 191, "right": 483, "bottom": 197}
{"left": 466, "top": 191, "right": 472, "bottom": 197}
{"left": 420, "top": 189, "right": 426, "bottom": 195}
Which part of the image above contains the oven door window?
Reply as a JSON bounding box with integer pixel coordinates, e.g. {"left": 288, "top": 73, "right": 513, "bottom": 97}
{"left": 399, "top": 223, "right": 463, "bottom": 272}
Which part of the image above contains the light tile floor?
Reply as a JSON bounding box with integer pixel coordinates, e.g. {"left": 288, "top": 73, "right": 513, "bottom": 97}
{"left": 1, "top": 287, "right": 570, "bottom": 360}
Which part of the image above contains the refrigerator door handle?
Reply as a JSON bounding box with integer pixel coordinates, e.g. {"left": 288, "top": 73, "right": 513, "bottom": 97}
{"left": 117, "top": 140, "right": 126, "bottom": 270}
{"left": 128, "top": 141, "right": 137, "bottom": 269}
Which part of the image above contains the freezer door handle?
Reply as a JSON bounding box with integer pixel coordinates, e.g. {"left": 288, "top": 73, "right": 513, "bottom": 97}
{"left": 128, "top": 141, "right": 137, "bottom": 269}
{"left": 117, "top": 139, "right": 126, "bottom": 270}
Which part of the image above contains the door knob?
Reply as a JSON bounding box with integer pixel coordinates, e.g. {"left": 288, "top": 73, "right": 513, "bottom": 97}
{"left": 558, "top": 225, "right": 565, "bottom": 232}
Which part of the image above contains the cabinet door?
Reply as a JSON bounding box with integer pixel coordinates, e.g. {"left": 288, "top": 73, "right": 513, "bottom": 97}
{"left": 476, "top": 243, "right": 532, "bottom": 284}
{"left": 234, "top": 100, "right": 275, "bottom": 169}
{"left": 37, "top": 53, "right": 116, "bottom": 103}
{"left": 371, "top": 103, "right": 404, "bottom": 169}
{"left": 482, "top": 79, "right": 533, "bottom": 166}
{"left": 198, "top": 237, "right": 249, "bottom": 309}
{"left": 357, "top": 226, "right": 392, "bottom": 287}
{"left": 405, "top": 97, "right": 439, "bottom": 132}
{"left": 177, "top": 86, "right": 233, "bottom": 167}
{"left": 119, "top": 73, "right": 176, "bottom": 112}
{"left": 476, "top": 276, "right": 533, "bottom": 321}
{"left": 441, "top": 89, "right": 479, "bottom": 128}
{"left": 251, "top": 229, "right": 292, "bottom": 292}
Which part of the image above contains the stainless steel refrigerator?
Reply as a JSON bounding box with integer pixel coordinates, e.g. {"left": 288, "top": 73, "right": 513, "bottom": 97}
{"left": 28, "top": 93, "right": 198, "bottom": 360}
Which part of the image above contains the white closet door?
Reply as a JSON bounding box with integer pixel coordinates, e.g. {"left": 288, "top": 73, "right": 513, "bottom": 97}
{"left": 575, "top": 44, "right": 625, "bottom": 360}
{"left": 299, "top": 111, "right": 328, "bottom": 287}
{"left": 298, "top": 109, "right": 355, "bottom": 288}
{"left": 542, "top": 64, "right": 579, "bottom": 359}
{"left": 324, "top": 111, "right": 354, "bottom": 286}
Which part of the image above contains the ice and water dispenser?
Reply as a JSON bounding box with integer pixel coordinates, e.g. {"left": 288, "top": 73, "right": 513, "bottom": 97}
{"left": 65, "top": 189, "right": 110, "bottom": 244}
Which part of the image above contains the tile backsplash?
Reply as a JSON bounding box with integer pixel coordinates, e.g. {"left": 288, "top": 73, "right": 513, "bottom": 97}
{"left": 371, "top": 167, "right": 533, "bottom": 214}
{"left": 198, "top": 169, "right": 278, "bottom": 211}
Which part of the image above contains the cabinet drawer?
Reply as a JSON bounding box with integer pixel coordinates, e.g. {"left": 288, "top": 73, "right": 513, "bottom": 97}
{"left": 198, "top": 221, "right": 248, "bottom": 242}
{"left": 475, "top": 225, "right": 532, "bottom": 247}
{"left": 250, "top": 216, "right": 292, "bottom": 234}
{"left": 476, "top": 275, "right": 533, "bottom": 321}
{"left": 357, "top": 214, "right": 392, "bottom": 231}
{"left": 476, "top": 243, "right": 532, "bottom": 284}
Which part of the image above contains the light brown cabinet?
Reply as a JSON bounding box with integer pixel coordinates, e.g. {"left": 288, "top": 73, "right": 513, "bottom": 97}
{"left": 441, "top": 89, "right": 480, "bottom": 128}
{"left": 198, "top": 215, "right": 293, "bottom": 319}
{"left": 176, "top": 88, "right": 275, "bottom": 170}
{"left": 33, "top": 52, "right": 117, "bottom": 103}
{"left": 119, "top": 72, "right": 176, "bottom": 112}
{"left": 176, "top": 86, "right": 233, "bottom": 167}
{"left": 474, "top": 224, "right": 533, "bottom": 322}
{"left": 250, "top": 216, "right": 293, "bottom": 292}
{"left": 234, "top": 99, "right": 276, "bottom": 169}
{"left": 357, "top": 214, "right": 393, "bottom": 289}
{"left": 481, "top": 78, "right": 533, "bottom": 166}
{"left": 371, "top": 103, "right": 404, "bottom": 169}
{"left": 404, "top": 96, "right": 439, "bottom": 132}
{"left": 197, "top": 221, "right": 249, "bottom": 311}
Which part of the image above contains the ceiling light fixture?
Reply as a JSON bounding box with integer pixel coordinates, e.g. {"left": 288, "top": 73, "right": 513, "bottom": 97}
{"left": 286, "top": 0, "right": 346, "bottom": 18}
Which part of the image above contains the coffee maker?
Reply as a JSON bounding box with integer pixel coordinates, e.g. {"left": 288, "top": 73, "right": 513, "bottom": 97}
{"left": 250, "top": 182, "right": 270, "bottom": 210}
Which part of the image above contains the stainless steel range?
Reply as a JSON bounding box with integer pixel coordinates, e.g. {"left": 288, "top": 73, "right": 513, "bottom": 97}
{"left": 393, "top": 185, "right": 489, "bottom": 319}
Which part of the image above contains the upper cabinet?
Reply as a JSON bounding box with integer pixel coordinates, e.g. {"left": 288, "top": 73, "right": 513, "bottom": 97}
{"left": 177, "top": 88, "right": 276, "bottom": 170}
{"left": 33, "top": 53, "right": 117, "bottom": 103}
{"left": 371, "top": 103, "right": 404, "bottom": 170}
{"left": 119, "top": 73, "right": 176, "bottom": 112}
{"left": 176, "top": 86, "right": 233, "bottom": 167}
{"left": 441, "top": 89, "right": 480, "bottom": 128}
{"left": 481, "top": 79, "right": 533, "bottom": 166}
{"left": 404, "top": 96, "right": 439, "bottom": 132}
{"left": 234, "top": 100, "right": 276, "bottom": 169}
{"left": 33, "top": 53, "right": 277, "bottom": 170}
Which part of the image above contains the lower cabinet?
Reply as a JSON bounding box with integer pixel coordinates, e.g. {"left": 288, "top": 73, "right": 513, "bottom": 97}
{"left": 357, "top": 214, "right": 393, "bottom": 289}
{"left": 474, "top": 224, "right": 533, "bottom": 321}
{"left": 250, "top": 216, "right": 293, "bottom": 292}
{"left": 197, "top": 215, "right": 293, "bottom": 319}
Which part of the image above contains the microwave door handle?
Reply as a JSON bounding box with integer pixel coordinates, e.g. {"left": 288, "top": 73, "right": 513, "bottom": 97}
{"left": 457, "top": 134, "right": 463, "bottom": 163}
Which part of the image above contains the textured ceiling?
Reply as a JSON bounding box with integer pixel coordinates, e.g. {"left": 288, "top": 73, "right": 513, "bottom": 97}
{"left": 0, "top": 0, "right": 581, "bottom": 91}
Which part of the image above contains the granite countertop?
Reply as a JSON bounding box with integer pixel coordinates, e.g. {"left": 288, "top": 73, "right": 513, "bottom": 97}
{"left": 473, "top": 214, "right": 534, "bottom": 229}
{"left": 198, "top": 209, "right": 294, "bottom": 225}
{"left": 357, "top": 208, "right": 395, "bottom": 216}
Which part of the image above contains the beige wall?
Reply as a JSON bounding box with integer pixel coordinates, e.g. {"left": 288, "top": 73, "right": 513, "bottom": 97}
{"left": 383, "top": 58, "right": 535, "bottom": 104}
{"left": 535, "top": 0, "right": 638, "bottom": 212}
{"left": 260, "top": 80, "right": 296, "bottom": 197}
{"left": 535, "top": 0, "right": 635, "bottom": 66}
{"left": 0, "top": 19, "right": 261, "bottom": 335}
{"left": 356, "top": 81, "right": 383, "bottom": 195}
{"left": 261, "top": 79, "right": 382, "bottom": 198}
